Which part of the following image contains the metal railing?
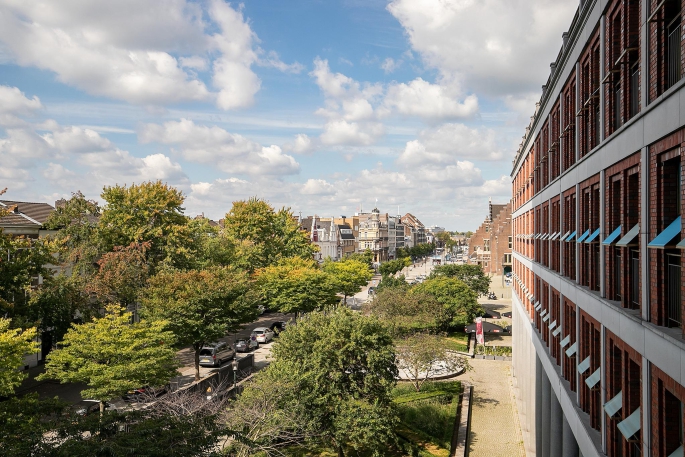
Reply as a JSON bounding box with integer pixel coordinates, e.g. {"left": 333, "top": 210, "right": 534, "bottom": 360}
{"left": 614, "top": 253, "right": 622, "bottom": 301}
{"left": 667, "top": 22, "right": 682, "bottom": 90}
{"left": 630, "top": 67, "right": 639, "bottom": 117}
{"left": 667, "top": 256, "right": 681, "bottom": 327}
{"left": 631, "top": 254, "right": 640, "bottom": 308}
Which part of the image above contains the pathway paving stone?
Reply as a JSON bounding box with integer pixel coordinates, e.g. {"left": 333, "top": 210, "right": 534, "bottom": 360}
{"left": 464, "top": 358, "right": 525, "bottom": 457}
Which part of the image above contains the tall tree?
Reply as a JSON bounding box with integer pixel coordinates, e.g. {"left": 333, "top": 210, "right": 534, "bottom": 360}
{"left": 378, "top": 258, "right": 410, "bottom": 277}
{"left": 98, "top": 181, "right": 188, "bottom": 267}
{"left": 38, "top": 305, "right": 178, "bottom": 412}
{"left": 255, "top": 257, "right": 338, "bottom": 314}
{"left": 142, "top": 266, "right": 257, "bottom": 381}
{"left": 365, "top": 289, "right": 444, "bottom": 337}
{"left": 430, "top": 264, "right": 491, "bottom": 296}
{"left": 87, "top": 242, "right": 149, "bottom": 309}
{"left": 412, "top": 277, "right": 482, "bottom": 329}
{"left": 222, "top": 198, "right": 315, "bottom": 271}
{"left": 323, "top": 258, "right": 373, "bottom": 303}
{"left": 0, "top": 318, "right": 38, "bottom": 396}
{"left": 239, "top": 307, "right": 398, "bottom": 456}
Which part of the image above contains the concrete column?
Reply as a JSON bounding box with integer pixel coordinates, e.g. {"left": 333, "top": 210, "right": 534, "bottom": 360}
{"left": 550, "top": 389, "right": 564, "bottom": 457}
{"left": 562, "top": 412, "right": 579, "bottom": 457}
{"left": 599, "top": 14, "right": 606, "bottom": 143}
{"left": 599, "top": 168, "right": 606, "bottom": 298}
{"left": 600, "top": 325, "right": 607, "bottom": 453}
{"left": 642, "top": 357, "right": 651, "bottom": 456}
{"left": 542, "top": 370, "right": 552, "bottom": 457}
{"left": 640, "top": 146, "right": 649, "bottom": 321}
{"left": 536, "top": 355, "right": 544, "bottom": 456}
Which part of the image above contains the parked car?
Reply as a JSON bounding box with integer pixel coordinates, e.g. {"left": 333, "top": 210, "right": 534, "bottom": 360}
{"left": 257, "top": 304, "right": 266, "bottom": 315}
{"left": 270, "top": 320, "right": 288, "bottom": 335}
{"left": 198, "top": 342, "right": 235, "bottom": 367}
{"left": 235, "top": 337, "right": 259, "bottom": 353}
{"left": 252, "top": 327, "right": 274, "bottom": 343}
{"left": 71, "top": 400, "right": 118, "bottom": 416}
{"left": 122, "top": 385, "right": 168, "bottom": 402}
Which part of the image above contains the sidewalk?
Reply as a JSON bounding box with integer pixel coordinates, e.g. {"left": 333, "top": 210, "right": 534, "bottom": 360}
{"left": 464, "top": 359, "right": 525, "bottom": 457}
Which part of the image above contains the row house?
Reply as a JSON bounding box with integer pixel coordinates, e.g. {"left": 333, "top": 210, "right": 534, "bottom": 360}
{"left": 467, "top": 199, "right": 513, "bottom": 275}
{"left": 511, "top": 1, "right": 685, "bottom": 456}
{"left": 400, "top": 212, "right": 427, "bottom": 248}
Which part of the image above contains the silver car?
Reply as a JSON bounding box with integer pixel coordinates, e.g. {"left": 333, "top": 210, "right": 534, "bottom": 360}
{"left": 252, "top": 327, "right": 274, "bottom": 343}
{"left": 199, "top": 342, "right": 235, "bottom": 367}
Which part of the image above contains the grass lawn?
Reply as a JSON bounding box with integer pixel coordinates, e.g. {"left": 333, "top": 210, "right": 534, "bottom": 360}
{"left": 440, "top": 331, "right": 469, "bottom": 352}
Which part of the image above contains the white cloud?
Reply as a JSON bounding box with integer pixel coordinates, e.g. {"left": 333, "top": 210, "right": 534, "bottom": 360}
{"left": 301, "top": 179, "right": 336, "bottom": 196}
{"left": 387, "top": 0, "right": 578, "bottom": 96}
{"left": 42, "top": 126, "right": 114, "bottom": 154}
{"left": 320, "top": 120, "right": 385, "bottom": 146}
{"left": 397, "top": 123, "right": 503, "bottom": 166}
{"left": 0, "top": 85, "right": 43, "bottom": 126}
{"left": 283, "top": 133, "right": 316, "bottom": 155}
{"left": 139, "top": 118, "right": 300, "bottom": 176}
{"left": 381, "top": 57, "right": 402, "bottom": 74}
{"left": 383, "top": 78, "right": 478, "bottom": 119}
{"left": 0, "top": 0, "right": 302, "bottom": 109}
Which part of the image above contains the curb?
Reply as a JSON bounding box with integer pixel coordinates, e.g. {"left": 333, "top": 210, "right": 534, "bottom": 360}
{"left": 451, "top": 381, "right": 473, "bottom": 456}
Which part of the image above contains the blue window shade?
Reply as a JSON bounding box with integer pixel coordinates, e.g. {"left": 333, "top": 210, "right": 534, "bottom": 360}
{"left": 565, "top": 231, "right": 577, "bottom": 242}
{"left": 584, "top": 228, "right": 601, "bottom": 243}
{"left": 616, "top": 224, "right": 639, "bottom": 247}
{"left": 560, "top": 231, "right": 570, "bottom": 241}
{"left": 602, "top": 226, "right": 622, "bottom": 245}
{"left": 576, "top": 229, "right": 591, "bottom": 243}
{"left": 617, "top": 407, "right": 641, "bottom": 440}
{"left": 585, "top": 367, "right": 601, "bottom": 388}
{"left": 604, "top": 391, "right": 623, "bottom": 417}
{"left": 648, "top": 216, "right": 682, "bottom": 249}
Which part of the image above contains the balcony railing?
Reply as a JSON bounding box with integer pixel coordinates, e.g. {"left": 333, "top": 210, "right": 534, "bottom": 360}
{"left": 667, "top": 21, "right": 682, "bottom": 90}
{"left": 667, "top": 254, "right": 681, "bottom": 327}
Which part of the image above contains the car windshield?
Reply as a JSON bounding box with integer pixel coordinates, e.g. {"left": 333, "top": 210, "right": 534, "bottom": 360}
{"left": 199, "top": 349, "right": 213, "bottom": 355}
{"left": 254, "top": 330, "right": 264, "bottom": 334}
{"left": 236, "top": 340, "right": 246, "bottom": 344}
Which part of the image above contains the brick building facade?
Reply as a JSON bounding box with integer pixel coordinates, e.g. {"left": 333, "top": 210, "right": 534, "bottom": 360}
{"left": 467, "top": 200, "right": 513, "bottom": 275}
{"left": 511, "top": 1, "right": 685, "bottom": 456}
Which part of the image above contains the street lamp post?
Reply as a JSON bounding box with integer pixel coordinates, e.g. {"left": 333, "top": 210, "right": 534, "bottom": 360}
{"left": 232, "top": 358, "right": 239, "bottom": 389}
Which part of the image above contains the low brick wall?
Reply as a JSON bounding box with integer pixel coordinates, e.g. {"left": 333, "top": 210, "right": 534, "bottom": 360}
{"left": 451, "top": 382, "right": 473, "bottom": 456}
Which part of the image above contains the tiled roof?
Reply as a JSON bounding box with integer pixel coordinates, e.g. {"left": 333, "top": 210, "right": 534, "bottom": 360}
{"left": 0, "top": 212, "right": 41, "bottom": 226}
{"left": 0, "top": 200, "right": 55, "bottom": 224}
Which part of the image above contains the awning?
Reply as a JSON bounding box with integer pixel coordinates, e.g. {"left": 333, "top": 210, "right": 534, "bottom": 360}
{"left": 668, "top": 445, "right": 683, "bottom": 457}
{"left": 576, "top": 229, "right": 591, "bottom": 243}
{"left": 578, "top": 355, "right": 591, "bottom": 374}
{"left": 534, "top": 233, "right": 541, "bottom": 239}
{"left": 648, "top": 216, "right": 682, "bottom": 249}
{"left": 560, "top": 231, "right": 570, "bottom": 240}
{"left": 552, "top": 326, "right": 562, "bottom": 337}
{"left": 585, "top": 367, "right": 601, "bottom": 388}
{"left": 540, "top": 309, "right": 547, "bottom": 317}
{"left": 565, "top": 231, "right": 577, "bottom": 242}
{"left": 549, "top": 320, "right": 557, "bottom": 330}
{"left": 584, "top": 228, "right": 601, "bottom": 243}
{"left": 552, "top": 232, "right": 561, "bottom": 240}
{"left": 535, "top": 302, "right": 541, "bottom": 311}
{"left": 560, "top": 335, "right": 571, "bottom": 348}
{"left": 543, "top": 313, "right": 551, "bottom": 323}
{"left": 616, "top": 224, "right": 639, "bottom": 246}
{"left": 566, "top": 342, "right": 578, "bottom": 357}
{"left": 617, "top": 407, "right": 641, "bottom": 440}
{"left": 604, "top": 391, "right": 623, "bottom": 417}
{"left": 602, "top": 226, "right": 622, "bottom": 245}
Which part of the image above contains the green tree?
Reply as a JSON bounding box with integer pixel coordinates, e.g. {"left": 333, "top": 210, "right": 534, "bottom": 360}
{"left": 38, "top": 305, "right": 178, "bottom": 412}
{"left": 255, "top": 257, "right": 338, "bottom": 314}
{"left": 0, "top": 318, "right": 38, "bottom": 396}
{"left": 345, "top": 249, "right": 374, "bottom": 267}
{"left": 430, "top": 263, "right": 491, "bottom": 296}
{"left": 365, "top": 289, "right": 444, "bottom": 337}
{"left": 87, "top": 242, "right": 150, "bottom": 309}
{"left": 98, "top": 181, "right": 189, "bottom": 267}
{"left": 242, "top": 307, "right": 398, "bottom": 456}
{"left": 378, "top": 258, "right": 410, "bottom": 277}
{"left": 44, "top": 191, "right": 102, "bottom": 277}
{"left": 323, "top": 258, "right": 373, "bottom": 303}
{"left": 27, "top": 274, "right": 89, "bottom": 353}
{"left": 375, "top": 274, "right": 409, "bottom": 294}
{"left": 142, "top": 266, "right": 257, "bottom": 381}
{"left": 412, "top": 277, "right": 481, "bottom": 329}
{"left": 222, "top": 198, "right": 315, "bottom": 271}
{"left": 0, "top": 394, "right": 67, "bottom": 456}
{"left": 434, "top": 231, "right": 457, "bottom": 251}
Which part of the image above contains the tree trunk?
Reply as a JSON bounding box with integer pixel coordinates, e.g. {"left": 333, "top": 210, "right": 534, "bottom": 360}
{"left": 194, "top": 347, "right": 201, "bottom": 381}
{"left": 337, "top": 445, "right": 345, "bottom": 457}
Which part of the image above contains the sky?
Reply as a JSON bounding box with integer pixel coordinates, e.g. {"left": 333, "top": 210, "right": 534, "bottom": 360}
{"left": 0, "top": 0, "right": 578, "bottom": 230}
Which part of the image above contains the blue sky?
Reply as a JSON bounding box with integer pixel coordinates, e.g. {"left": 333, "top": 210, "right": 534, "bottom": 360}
{"left": 0, "top": 0, "right": 577, "bottom": 230}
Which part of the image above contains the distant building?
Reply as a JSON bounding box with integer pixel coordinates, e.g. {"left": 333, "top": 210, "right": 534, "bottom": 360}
{"left": 0, "top": 200, "right": 56, "bottom": 238}
{"left": 299, "top": 216, "right": 339, "bottom": 262}
{"left": 467, "top": 199, "right": 512, "bottom": 275}
{"left": 401, "top": 213, "right": 426, "bottom": 247}
{"left": 358, "top": 208, "right": 388, "bottom": 262}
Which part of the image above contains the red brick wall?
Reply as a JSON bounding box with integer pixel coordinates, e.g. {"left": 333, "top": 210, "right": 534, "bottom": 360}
{"left": 579, "top": 27, "right": 602, "bottom": 158}
{"left": 563, "top": 298, "right": 577, "bottom": 392}
{"left": 651, "top": 364, "right": 685, "bottom": 456}
{"left": 551, "top": 196, "right": 561, "bottom": 272}
{"left": 579, "top": 174, "right": 601, "bottom": 289}
{"left": 562, "top": 73, "right": 577, "bottom": 172}
{"left": 579, "top": 310, "right": 602, "bottom": 430}
{"left": 564, "top": 187, "right": 577, "bottom": 280}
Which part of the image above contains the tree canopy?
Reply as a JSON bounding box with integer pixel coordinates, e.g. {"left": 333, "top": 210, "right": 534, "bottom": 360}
{"left": 430, "top": 263, "right": 491, "bottom": 296}
{"left": 411, "top": 277, "right": 482, "bottom": 329}
{"left": 142, "top": 266, "right": 257, "bottom": 380}
{"left": 378, "top": 258, "right": 410, "bottom": 277}
{"left": 38, "top": 305, "right": 178, "bottom": 405}
{"left": 323, "top": 257, "right": 373, "bottom": 302}
{"left": 0, "top": 318, "right": 38, "bottom": 396}
{"left": 238, "top": 307, "right": 398, "bottom": 456}
{"left": 255, "top": 257, "right": 338, "bottom": 314}
{"left": 365, "top": 288, "right": 444, "bottom": 337}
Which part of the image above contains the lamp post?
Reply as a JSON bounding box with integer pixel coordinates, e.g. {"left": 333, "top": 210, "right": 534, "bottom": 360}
{"left": 232, "top": 358, "right": 239, "bottom": 388}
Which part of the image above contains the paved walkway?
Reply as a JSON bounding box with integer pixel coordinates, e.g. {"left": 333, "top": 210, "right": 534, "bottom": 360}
{"left": 464, "top": 359, "right": 525, "bottom": 457}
